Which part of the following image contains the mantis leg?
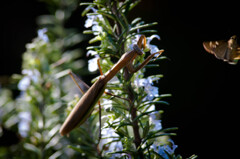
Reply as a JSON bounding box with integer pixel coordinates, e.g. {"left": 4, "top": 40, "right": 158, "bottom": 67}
{"left": 104, "top": 91, "right": 130, "bottom": 103}
{"left": 97, "top": 58, "right": 103, "bottom": 76}
{"left": 133, "top": 50, "right": 164, "bottom": 73}
{"left": 127, "top": 50, "right": 164, "bottom": 73}
{"left": 98, "top": 101, "right": 102, "bottom": 141}
{"left": 96, "top": 58, "right": 104, "bottom": 141}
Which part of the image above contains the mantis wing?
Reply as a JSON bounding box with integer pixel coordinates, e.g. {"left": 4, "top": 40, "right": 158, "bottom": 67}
{"left": 69, "top": 71, "right": 90, "bottom": 94}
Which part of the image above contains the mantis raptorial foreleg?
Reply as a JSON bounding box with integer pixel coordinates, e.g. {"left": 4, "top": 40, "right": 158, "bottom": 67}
{"left": 126, "top": 50, "right": 164, "bottom": 73}
{"left": 60, "top": 35, "right": 164, "bottom": 136}
{"left": 127, "top": 35, "right": 164, "bottom": 73}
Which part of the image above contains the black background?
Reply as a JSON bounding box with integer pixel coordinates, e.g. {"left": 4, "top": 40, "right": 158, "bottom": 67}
{"left": 1, "top": 0, "right": 240, "bottom": 158}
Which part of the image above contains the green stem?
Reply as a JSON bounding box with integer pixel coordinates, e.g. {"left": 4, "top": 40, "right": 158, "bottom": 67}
{"left": 111, "top": 1, "right": 144, "bottom": 158}
{"left": 124, "top": 69, "right": 144, "bottom": 159}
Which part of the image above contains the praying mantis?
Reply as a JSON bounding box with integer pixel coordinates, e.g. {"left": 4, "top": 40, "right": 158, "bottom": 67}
{"left": 59, "top": 35, "right": 164, "bottom": 136}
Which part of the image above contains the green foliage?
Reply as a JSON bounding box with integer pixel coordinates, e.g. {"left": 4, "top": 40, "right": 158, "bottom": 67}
{"left": 0, "top": 0, "right": 197, "bottom": 158}
{"left": 0, "top": 0, "right": 85, "bottom": 158}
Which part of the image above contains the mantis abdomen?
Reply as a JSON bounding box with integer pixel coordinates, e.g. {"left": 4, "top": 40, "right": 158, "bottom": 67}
{"left": 60, "top": 77, "right": 106, "bottom": 136}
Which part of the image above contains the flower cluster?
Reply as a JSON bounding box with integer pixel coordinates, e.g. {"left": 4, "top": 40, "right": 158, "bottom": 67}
{"left": 84, "top": 10, "right": 104, "bottom": 72}
{"left": 84, "top": 8, "right": 103, "bottom": 35}
{"left": 18, "top": 69, "right": 40, "bottom": 91}
{"left": 99, "top": 127, "right": 123, "bottom": 158}
{"left": 134, "top": 74, "right": 160, "bottom": 101}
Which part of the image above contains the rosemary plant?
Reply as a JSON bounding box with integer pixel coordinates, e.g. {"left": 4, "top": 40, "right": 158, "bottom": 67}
{"left": 64, "top": 0, "right": 196, "bottom": 158}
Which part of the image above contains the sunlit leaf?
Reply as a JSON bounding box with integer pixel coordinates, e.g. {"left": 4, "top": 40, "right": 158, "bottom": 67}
{"left": 130, "top": 22, "right": 158, "bottom": 33}
{"left": 24, "top": 143, "right": 41, "bottom": 156}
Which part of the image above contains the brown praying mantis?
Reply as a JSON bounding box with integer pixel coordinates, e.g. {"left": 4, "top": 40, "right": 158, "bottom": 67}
{"left": 59, "top": 35, "right": 164, "bottom": 136}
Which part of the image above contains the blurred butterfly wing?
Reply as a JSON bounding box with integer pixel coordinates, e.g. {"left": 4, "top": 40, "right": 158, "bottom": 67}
{"left": 228, "top": 36, "right": 240, "bottom": 60}
{"left": 236, "top": 47, "right": 240, "bottom": 60}
{"left": 203, "top": 36, "right": 240, "bottom": 65}
{"left": 203, "top": 40, "right": 228, "bottom": 60}
{"left": 228, "top": 50, "right": 240, "bottom": 65}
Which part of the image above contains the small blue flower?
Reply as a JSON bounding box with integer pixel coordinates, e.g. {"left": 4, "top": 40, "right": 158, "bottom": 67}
{"left": 86, "top": 50, "right": 100, "bottom": 72}
{"left": 37, "top": 28, "right": 49, "bottom": 42}
{"left": 99, "top": 127, "right": 123, "bottom": 157}
{"left": 18, "top": 112, "right": 31, "bottom": 137}
{"left": 144, "top": 83, "right": 159, "bottom": 101}
{"left": 18, "top": 76, "right": 31, "bottom": 91}
{"left": 146, "top": 34, "right": 161, "bottom": 54}
{"left": 84, "top": 8, "right": 103, "bottom": 29}
{"left": 18, "top": 69, "right": 40, "bottom": 91}
{"left": 151, "top": 139, "right": 178, "bottom": 159}
{"left": 149, "top": 110, "right": 162, "bottom": 131}
{"left": 88, "top": 55, "right": 99, "bottom": 72}
{"left": 86, "top": 50, "right": 97, "bottom": 57}
{"left": 84, "top": 15, "right": 95, "bottom": 28}
{"left": 165, "top": 139, "right": 178, "bottom": 155}
{"left": 101, "top": 98, "right": 112, "bottom": 110}
{"left": 134, "top": 75, "right": 160, "bottom": 101}
{"left": 92, "top": 25, "right": 103, "bottom": 35}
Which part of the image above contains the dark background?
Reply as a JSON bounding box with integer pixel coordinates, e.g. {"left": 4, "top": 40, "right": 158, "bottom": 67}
{"left": 1, "top": 0, "right": 240, "bottom": 158}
